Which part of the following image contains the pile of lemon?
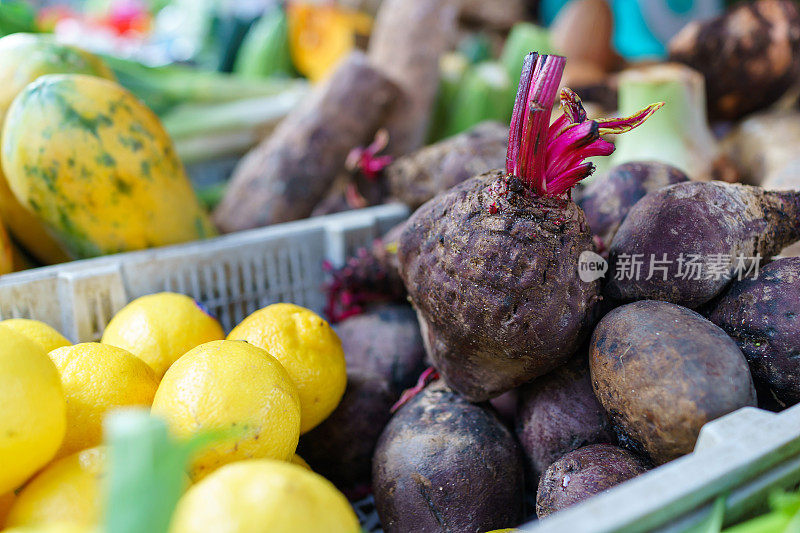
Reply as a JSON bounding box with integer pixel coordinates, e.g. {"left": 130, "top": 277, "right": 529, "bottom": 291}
{"left": 0, "top": 293, "right": 358, "bottom": 533}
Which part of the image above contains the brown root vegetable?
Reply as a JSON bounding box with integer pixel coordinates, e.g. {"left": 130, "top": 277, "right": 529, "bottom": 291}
{"left": 578, "top": 161, "right": 689, "bottom": 250}
{"left": 387, "top": 121, "right": 508, "bottom": 210}
{"left": 398, "top": 53, "right": 660, "bottom": 402}
{"left": 310, "top": 173, "right": 386, "bottom": 217}
{"left": 372, "top": 381, "right": 525, "bottom": 533}
{"left": 323, "top": 223, "right": 407, "bottom": 323}
{"left": 335, "top": 303, "right": 426, "bottom": 395}
{"left": 668, "top": 0, "right": 800, "bottom": 120}
{"left": 606, "top": 181, "right": 800, "bottom": 308}
{"left": 459, "top": 0, "right": 527, "bottom": 31}
{"left": 536, "top": 444, "right": 649, "bottom": 518}
{"left": 297, "top": 370, "right": 394, "bottom": 491}
{"left": 213, "top": 52, "right": 401, "bottom": 231}
{"left": 590, "top": 300, "right": 757, "bottom": 464}
{"left": 516, "top": 356, "right": 614, "bottom": 479}
{"left": 550, "top": 0, "right": 616, "bottom": 72}
{"left": 368, "top": 0, "right": 458, "bottom": 155}
{"left": 709, "top": 257, "right": 800, "bottom": 405}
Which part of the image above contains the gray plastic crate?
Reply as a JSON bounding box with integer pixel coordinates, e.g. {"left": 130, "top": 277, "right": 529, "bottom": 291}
{"left": 0, "top": 203, "right": 408, "bottom": 341}
{"left": 1, "top": 202, "right": 797, "bottom": 532}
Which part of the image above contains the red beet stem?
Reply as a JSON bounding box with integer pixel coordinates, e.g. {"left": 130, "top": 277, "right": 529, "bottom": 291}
{"left": 505, "top": 55, "right": 662, "bottom": 197}
{"left": 391, "top": 366, "right": 440, "bottom": 413}
{"left": 506, "top": 53, "right": 567, "bottom": 194}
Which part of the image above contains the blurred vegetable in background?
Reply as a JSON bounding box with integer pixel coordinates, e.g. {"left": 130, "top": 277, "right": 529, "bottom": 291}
{"left": 103, "top": 53, "right": 302, "bottom": 115}
{"left": 0, "top": 1, "right": 39, "bottom": 37}
{"left": 233, "top": 5, "right": 294, "bottom": 79}
{"left": 443, "top": 61, "right": 510, "bottom": 139}
{"left": 288, "top": 2, "right": 372, "bottom": 82}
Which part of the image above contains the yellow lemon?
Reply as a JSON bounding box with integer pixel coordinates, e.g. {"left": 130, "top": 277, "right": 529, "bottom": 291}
{"left": 170, "top": 459, "right": 359, "bottom": 533}
{"left": 152, "top": 340, "right": 301, "bottom": 481}
{"left": 48, "top": 343, "right": 158, "bottom": 458}
{"left": 0, "top": 491, "right": 16, "bottom": 528}
{"left": 6, "top": 447, "right": 105, "bottom": 528}
{"left": 0, "top": 319, "right": 70, "bottom": 352}
{"left": 0, "top": 326, "right": 66, "bottom": 493}
{"left": 291, "top": 454, "right": 312, "bottom": 471}
{"left": 228, "top": 303, "right": 347, "bottom": 433}
{"left": 101, "top": 293, "right": 225, "bottom": 379}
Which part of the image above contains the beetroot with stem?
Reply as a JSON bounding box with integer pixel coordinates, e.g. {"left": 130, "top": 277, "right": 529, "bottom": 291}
{"left": 398, "top": 52, "right": 662, "bottom": 402}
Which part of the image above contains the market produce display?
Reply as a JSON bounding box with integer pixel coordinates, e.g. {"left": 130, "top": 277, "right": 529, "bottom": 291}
{"left": 0, "top": 295, "right": 360, "bottom": 531}
{"left": 1, "top": 0, "right": 800, "bottom": 531}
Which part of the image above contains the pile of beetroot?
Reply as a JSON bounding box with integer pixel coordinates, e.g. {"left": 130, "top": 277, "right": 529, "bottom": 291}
{"left": 300, "top": 45, "right": 800, "bottom": 532}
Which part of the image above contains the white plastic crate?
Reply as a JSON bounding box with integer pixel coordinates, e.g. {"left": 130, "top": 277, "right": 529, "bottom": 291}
{"left": 1, "top": 202, "right": 798, "bottom": 532}
{"left": 0, "top": 203, "right": 408, "bottom": 341}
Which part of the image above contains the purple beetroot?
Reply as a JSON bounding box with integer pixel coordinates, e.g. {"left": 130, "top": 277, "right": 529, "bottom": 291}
{"left": 398, "top": 52, "right": 662, "bottom": 401}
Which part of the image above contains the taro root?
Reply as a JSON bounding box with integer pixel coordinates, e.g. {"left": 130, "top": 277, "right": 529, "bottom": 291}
{"left": 372, "top": 381, "right": 524, "bottom": 533}
{"left": 516, "top": 355, "right": 614, "bottom": 479}
{"left": 459, "top": 0, "right": 527, "bottom": 31}
{"left": 335, "top": 303, "right": 426, "bottom": 395}
{"left": 578, "top": 161, "right": 689, "bottom": 251}
{"left": 387, "top": 121, "right": 508, "bottom": 210}
{"left": 668, "top": 0, "right": 800, "bottom": 120}
{"left": 549, "top": 0, "right": 617, "bottom": 72}
{"left": 536, "top": 444, "right": 649, "bottom": 518}
{"left": 606, "top": 181, "right": 800, "bottom": 308}
{"left": 213, "top": 51, "right": 401, "bottom": 231}
{"left": 709, "top": 257, "right": 800, "bottom": 405}
{"left": 590, "top": 300, "right": 757, "bottom": 464}
{"left": 298, "top": 370, "right": 394, "bottom": 492}
{"left": 398, "top": 53, "right": 661, "bottom": 401}
{"left": 368, "top": 0, "right": 458, "bottom": 155}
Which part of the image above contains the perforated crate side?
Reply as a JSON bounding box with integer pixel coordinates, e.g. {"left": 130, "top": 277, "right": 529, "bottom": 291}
{"left": 0, "top": 204, "right": 409, "bottom": 339}
{"left": 323, "top": 204, "right": 410, "bottom": 267}
{"left": 59, "top": 265, "right": 128, "bottom": 342}
{"left": 118, "top": 226, "right": 328, "bottom": 332}
{"left": 0, "top": 274, "right": 63, "bottom": 333}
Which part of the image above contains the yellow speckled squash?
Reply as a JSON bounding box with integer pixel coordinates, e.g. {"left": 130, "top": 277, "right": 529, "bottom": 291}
{"left": 1, "top": 74, "right": 217, "bottom": 258}
{"left": 0, "top": 33, "right": 117, "bottom": 264}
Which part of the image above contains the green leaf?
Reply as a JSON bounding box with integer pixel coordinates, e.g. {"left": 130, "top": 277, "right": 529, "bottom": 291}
{"left": 0, "top": 1, "right": 39, "bottom": 37}
{"left": 103, "top": 409, "right": 235, "bottom": 533}
{"left": 685, "top": 496, "right": 726, "bottom": 533}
